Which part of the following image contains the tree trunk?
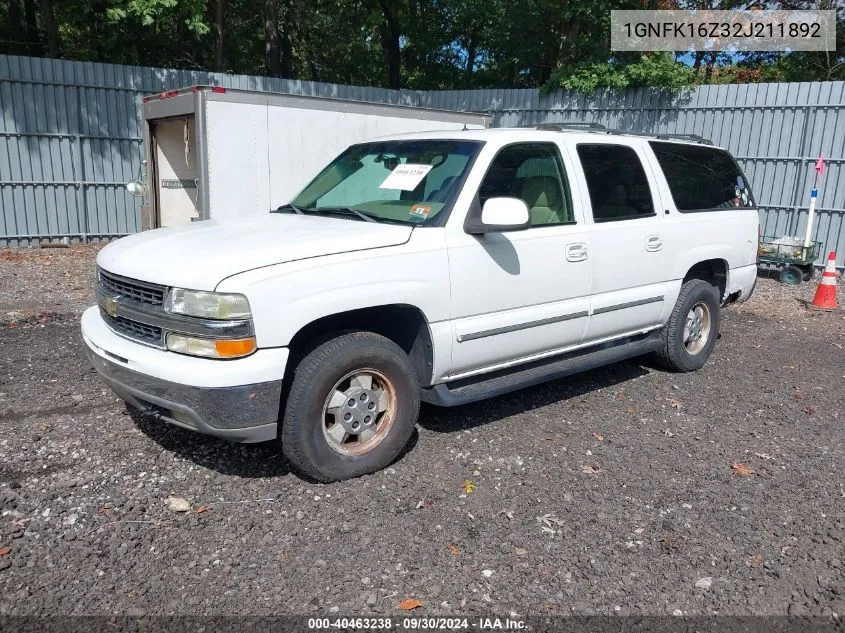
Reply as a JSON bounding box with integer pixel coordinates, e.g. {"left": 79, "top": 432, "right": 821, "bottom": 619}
{"left": 377, "top": 0, "right": 401, "bottom": 89}
{"left": 6, "top": 0, "right": 25, "bottom": 54}
{"left": 215, "top": 0, "right": 224, "bottom": 71}
{"left": 23, "top": 0, "right": 40, "bottom": 54}
{"left": 464, "top": 34, "right": 477, "bottom": 81}
{"left": 279, "top": 0, "right": 294, "bottom": 79}
{"left": 265, "top": 0, "right": 281, "bottom": 77}
{"left": 692, "top": 51, "right": 705, "bottom": 74}
{"left": 40, "top": 0, "right": 59, "bottom": 57}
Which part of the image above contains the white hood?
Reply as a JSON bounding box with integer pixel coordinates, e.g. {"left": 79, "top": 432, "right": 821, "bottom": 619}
{"left": 96, "top": 214, "right": 413, "bottom": 291}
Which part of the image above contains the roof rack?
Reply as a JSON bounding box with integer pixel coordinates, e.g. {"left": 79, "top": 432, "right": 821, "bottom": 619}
{"left": 521, "top": 122, "right": 713, "bottom": 145}
{"left": 527, "top": 122, "right": 607, "bottom": 132}
{"left": 653, "top": 133, "right": 713, "bottom": 145}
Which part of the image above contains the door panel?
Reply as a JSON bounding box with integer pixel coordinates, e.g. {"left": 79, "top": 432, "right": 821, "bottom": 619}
{"left": 447, "top": 228, "right": 592, "bottom": 377}
{"left": 570, "top": 141, "right": 669, "bottom": 342}
{"left": 446, "top": 141, "right": 591, "bottom": 378}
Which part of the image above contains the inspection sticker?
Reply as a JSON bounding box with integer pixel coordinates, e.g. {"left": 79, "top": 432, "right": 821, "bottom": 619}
{"left": 409, "top": 204, "right": 432, "bottom": 219}
{"left": 379, "top": 163, "right": 432, "bottom": 190}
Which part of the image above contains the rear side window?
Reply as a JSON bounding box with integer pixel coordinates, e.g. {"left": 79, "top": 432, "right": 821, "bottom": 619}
{"left": 577, "top": 144, "right": 655, "bottom": 222}
{"left": 650, "top": 142, "right": 755, "bottom": 212}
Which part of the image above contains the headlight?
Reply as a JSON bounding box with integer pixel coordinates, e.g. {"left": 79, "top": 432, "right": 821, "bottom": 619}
{"left": 166, "top": 288, "right": 251, "bottom": 320}
{"left": 166, "top": 333, "right": 256, "bottom": 359}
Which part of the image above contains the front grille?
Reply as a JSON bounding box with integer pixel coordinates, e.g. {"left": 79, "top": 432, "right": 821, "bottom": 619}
{"left": 101, "top": 309, "right": 163, "bottom": 346}
{"left": 99, "top": 269, "right": 165, "bottom": 307}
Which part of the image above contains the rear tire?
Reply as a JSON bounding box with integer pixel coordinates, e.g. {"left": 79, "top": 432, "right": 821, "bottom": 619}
{"left": 281, "top": 331, "right": 420, "bottom": 482}
{"left": 652, "top": 279, "right": 721, "bottom": 373}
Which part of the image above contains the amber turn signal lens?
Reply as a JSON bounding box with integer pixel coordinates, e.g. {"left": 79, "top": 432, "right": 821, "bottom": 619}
{"left": 214, "top": 337, "right": 257, "bottom": 358}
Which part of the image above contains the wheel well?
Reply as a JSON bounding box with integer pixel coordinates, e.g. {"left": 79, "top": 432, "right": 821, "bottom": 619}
{"left": 684, "top": 259, "right": 727, "bottom": 300}
{"left": 285, "top": 305, "right": 435, "bottom": 387}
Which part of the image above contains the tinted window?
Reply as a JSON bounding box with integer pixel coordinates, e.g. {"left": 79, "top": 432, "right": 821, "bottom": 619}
{"left": 577, "top": 144, "right": 655, "bottom": 222}
{"left": 650, "top": 142, "right": 755, "bottom": 212}
{"left": 478, "top": 143, "right": 574, "bottom": 226}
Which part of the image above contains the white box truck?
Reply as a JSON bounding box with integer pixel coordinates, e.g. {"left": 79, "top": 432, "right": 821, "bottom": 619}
{"left": 135, "top": 86, "right": 490, "bottom": 229}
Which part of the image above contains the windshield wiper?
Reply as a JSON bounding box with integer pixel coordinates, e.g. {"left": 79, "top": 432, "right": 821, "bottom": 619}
{"left": 271, "top": 203, "right": 304, "bottom": 215}
{"left": 306, "top": 206, "right": 378, "bottom": 223}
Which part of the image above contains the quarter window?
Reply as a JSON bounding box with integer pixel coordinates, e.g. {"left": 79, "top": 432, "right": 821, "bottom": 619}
{"left": 577, "top": 144, "right": 655, "bottom": 222}
{"left": 478, "top": 143, "right": 574, "bottom": 226}
{"left": 650, "top": 141, "right": 755, "bottom": 212}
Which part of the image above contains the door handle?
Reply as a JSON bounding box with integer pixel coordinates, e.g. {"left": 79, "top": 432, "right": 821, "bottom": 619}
{"left": 646, "top": 235, "right": 663, "bottom": 252}
{"left": 566, "top": 242, "right": 588, "bottom": 262}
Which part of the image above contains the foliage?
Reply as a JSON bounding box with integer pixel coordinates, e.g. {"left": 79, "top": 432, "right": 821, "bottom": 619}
{"left": 553, "top": 53, "right": 694, "bottom": 93}
{"left": 0, "top": 0, "right": 842, "bottom": 91}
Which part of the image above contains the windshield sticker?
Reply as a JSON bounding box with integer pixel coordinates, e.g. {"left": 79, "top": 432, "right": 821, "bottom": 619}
{"left": 409, "top": 204, "right": 432, "bottom": 220}
{"left": 379, "top": 163, "right": 433, "bottom": 191}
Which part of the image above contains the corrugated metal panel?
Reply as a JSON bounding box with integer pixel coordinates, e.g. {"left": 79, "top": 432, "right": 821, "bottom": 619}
{"left": 1, "top": 54, "right": 843, "bottom": 266}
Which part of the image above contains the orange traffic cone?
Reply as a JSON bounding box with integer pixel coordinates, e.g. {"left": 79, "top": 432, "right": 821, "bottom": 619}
{"left": 805, "top": 251, "right": 840, "bottom": 311}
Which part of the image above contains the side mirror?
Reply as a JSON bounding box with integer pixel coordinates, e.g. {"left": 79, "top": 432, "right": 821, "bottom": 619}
{"left": 125, "top": 179, "right": 147, "bottom": 197}
{"left": 466, "top": 197, "right": 531, "bottom": 234}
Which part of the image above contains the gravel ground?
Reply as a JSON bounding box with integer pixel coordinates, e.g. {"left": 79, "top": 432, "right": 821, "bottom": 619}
{"left": 1, "top": 247, "right": 844, "bottom": 617}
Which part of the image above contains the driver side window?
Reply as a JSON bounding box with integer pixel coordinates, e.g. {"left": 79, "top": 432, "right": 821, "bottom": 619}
{"left": 478, "top": 143, "right": 574, "bottom": 226}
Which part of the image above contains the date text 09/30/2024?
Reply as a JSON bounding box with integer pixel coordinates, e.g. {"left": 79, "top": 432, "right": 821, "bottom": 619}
{"left": 307, "top": 617, "right": 527, "bottom": 630}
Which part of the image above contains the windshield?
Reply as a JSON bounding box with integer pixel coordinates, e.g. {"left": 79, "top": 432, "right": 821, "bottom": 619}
{"left": 290, "top": 139, "right": 483, "bottom": 224}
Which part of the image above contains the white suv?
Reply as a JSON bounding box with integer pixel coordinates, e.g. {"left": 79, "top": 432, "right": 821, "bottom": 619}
{"left": 82, "top": 126, "right": 759, "bottom": 481}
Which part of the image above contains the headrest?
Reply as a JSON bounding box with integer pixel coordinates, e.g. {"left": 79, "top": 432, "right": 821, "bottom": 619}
{"left": 520, "top": 176, "right": 561, "bottom": 209}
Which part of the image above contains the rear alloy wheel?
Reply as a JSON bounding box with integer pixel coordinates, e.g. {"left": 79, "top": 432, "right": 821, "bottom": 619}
{"left": 281, "top": 332, "right": 420, "bottom": 482}
{"left": 652, "top": 279, "right": 721, "bottom": 372}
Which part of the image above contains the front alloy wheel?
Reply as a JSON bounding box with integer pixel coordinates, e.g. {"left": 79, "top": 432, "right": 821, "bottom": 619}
{"left": 322, "top": 369, "right": 396, "bottom": 455}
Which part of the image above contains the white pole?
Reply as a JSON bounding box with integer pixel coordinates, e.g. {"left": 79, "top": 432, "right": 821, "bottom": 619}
{"left": 804, "top": 187, "right": 817, "bottom": 248}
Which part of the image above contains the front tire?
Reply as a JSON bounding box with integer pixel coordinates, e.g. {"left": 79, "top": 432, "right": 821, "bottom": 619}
{"left": 652, "top": 279, "right": 721, "bottom": 372}
{"left": 281, "top": 332, "right": 420, "bottom": 482}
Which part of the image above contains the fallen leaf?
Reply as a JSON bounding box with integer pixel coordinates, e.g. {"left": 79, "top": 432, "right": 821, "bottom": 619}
{"left": 748, "top": 554, "right": 763, "bottom": 566}
{"left": 462, "top": 479, "right": 476, "bottom": 495}
{"left": 98, "top": 507, "right": 112, "bottom": 515}
{"left": 616, "top": 393, "right": 625, "bottom": 401}
{"left": 794, "top": 391, "right": 804, "bottom": 401}
{"left": 446, "top": 544, "right": 460, "bottom": 556}
{"left": 591, "top": 432, "right": 604, "bottom": 442}
{"left": 399, "top": 598, "right": 423, "bottom": 610}
{"left": 536, "top": 513, "right": 564, "bottom": 528}
{"left": 166, "top": 496, "right": 191, "bottom": 512}
{"left": 803, "top": 406, "right": 817, "bottom": 415}
{"left": 666, "top": 397, "right": 682, "bottom": 409}
{"left": 626, "top": 407, "right": 636, "bottom": 416}
{"left": 0, "top": 547, "right": 10, "bottom": 557}
{"left": 731, "top": 462, "right": 754, "bottom": 476}
{"left": 195, "top": 505, "right": 209, "bottom": 514}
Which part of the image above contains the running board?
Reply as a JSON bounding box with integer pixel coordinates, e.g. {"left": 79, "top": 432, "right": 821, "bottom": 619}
{"left": 421, "top": 331, "right": 664, "bottom": 407}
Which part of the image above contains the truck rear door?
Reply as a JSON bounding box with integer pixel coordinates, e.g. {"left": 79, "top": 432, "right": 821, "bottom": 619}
{"left": 151, "top": 116, "right": 199, "bottom": 227}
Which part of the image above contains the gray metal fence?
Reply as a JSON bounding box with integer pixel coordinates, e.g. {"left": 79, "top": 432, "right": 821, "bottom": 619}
{"left": 1, "top": 54, "right": 844, "bottom": 267}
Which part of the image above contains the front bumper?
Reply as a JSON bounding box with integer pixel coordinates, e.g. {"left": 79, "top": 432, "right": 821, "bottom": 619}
{"left": 82, "top": 307, "right": 284, "bottom": 443}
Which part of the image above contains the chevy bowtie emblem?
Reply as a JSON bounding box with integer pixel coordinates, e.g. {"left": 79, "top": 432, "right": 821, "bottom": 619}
{"left": 104, "top": 295, "right": 120, "bottom": 318}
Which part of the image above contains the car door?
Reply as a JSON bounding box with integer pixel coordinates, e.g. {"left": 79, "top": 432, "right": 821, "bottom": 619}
{"left": 445, "top": 141, "right": 592, "bottom": 379}
{"left": 568, "top": 140, "right": 670, "bottom": 343}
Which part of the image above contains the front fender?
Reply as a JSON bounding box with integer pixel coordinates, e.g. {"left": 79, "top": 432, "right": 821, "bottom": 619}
{"left": 215, "top": 233, "right": 451, "bottom": 349}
